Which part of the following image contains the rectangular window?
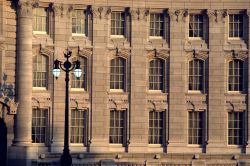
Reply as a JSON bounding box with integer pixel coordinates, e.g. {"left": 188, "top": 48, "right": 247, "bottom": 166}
{"left": 150, "top": 13, "right": 164, "bottom": 37}
{"left": 188, "top": 111, "right": 204, "bottom": 144}
{"left": 228, "top": 112, "right": 244, "bottom": 145}
{"left": 189, "top": 14, "right": 203, "bottom": 38}
{"left": 111, "top": 12, "right": 125, "bottom": 36}
{"left": 33, "top": 54, "right": 48, "bottom": 88}
{"left": 72, "top": 9, "right": 86, "bottom": 35}
{"left": 33, "top": 8, "right": 47, "bottom": 33}
{"left": 32, "top": 108, "right": 48, "bottom": 143}
{"left": 149, "top": 111, "right": 164, "bottom": 144}
{"left": 70, "top": 109, "right": 87, "bottom": 144}
{"left": 229, "top": 14, "right": 243, "bottom": 38}
{"left": 109, "top": 110, "right": 125, "bottom": 144}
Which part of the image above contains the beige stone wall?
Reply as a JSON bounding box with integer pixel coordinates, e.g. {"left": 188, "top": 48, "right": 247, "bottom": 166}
{"left": 3, "top": 0, "right": 250, "bottom": 165}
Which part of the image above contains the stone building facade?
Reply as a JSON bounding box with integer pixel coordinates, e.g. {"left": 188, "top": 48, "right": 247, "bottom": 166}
{"left": 0, "top": 0, "right": 250, "bottom": 165}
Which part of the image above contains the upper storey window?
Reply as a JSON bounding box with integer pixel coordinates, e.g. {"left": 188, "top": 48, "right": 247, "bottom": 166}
{"left": 72, "top": 9, "right": 86, "bottom": 36}
{"left": 229, "top": 14, "right": 243, "bottom": 38}
{"left": 33, "top": 8, "right": 48, "bottom": 34}
{"left": 150, "top": 13, "right": 163, "bottom": 37}
{"left": 110, "top": 57, "right": 126, "bottom": 91}
{"left": 149, "top": 59, "right": 164, "bottom": 91}
{"left": 189, "top": 59, "right": 204, "bottom": 91}
{"left": 111, "top": 12, "right": 125, "bottom": 36}
{"left": 189, "top": 14, "right": 203, "bottom": 38}
{"left": 228, "top": 59, "right": 243, "bottom": 92}
{"left": 33, "top": 54, "right": 48, "bottom": 88}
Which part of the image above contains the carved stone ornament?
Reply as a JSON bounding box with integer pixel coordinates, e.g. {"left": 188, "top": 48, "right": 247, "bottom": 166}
{"left": 40, "top": 45, "right": 54, "bottom": 56}
{"left": 90, "top": 6, "right": 110, "bottom": 19}
{"left": 32, "top": 97, "right": 51, "bottom": 108}
{"left": 18, "top": 1, "right": 36, "bottom": 17}
{"left": 147, "top": 48, "right": 169, "bottom": 60}
{"left": 130, "top": 8, "right": 149, "bottom": 21}
{"left": 109, "top": 47, "right": 130, "bottom": 59}
{"left": 148, "top": 99, "right": 167, "bottom": 111}
{"left": 167, "top": 9, "right": 188, "bottom": 22}
{"left": 207, "top": 9, "right": 228, "bottom": 23}
{"left": 52, "top": 3, "right": 64, "bottom": 17}
{"left": 187, "top": 49, "right": 209, "bottom": 61}
{"left": 224, "top": 49, "right": 248, "bottom": 61}
{"left": 109, "top": 99, "right": 129, "bottom": 110}
{"left": 226, "top": 101, "right": 246, "bottom": 112}
{"left": 186, "top": 100, "right": 206, "bottom": 112}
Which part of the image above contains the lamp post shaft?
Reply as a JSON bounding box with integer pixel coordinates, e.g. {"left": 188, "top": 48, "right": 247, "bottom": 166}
{"left": 60, "top": 68, "right": 72, "bottom": 166}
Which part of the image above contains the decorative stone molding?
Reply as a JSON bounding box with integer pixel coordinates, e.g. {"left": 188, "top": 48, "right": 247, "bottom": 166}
{"left": 226, "top": 101, "right": 246, "bottom": 112}
{"left": 207, "top": 9, "right": 227, "bottom": 23}
{"left": 186, "top": 49, "right": 209, "bottom": 61}
{"left": 17, "top": 1, "right": 37, "bottom": 17}
{"left": 224, "top": 49, "right": 248, "bottom": 61}
{"left": 167, "top": 9, "right": 188, "bottom": 22}
{"left": 108, "top": 47, "right": 130, "bottom": 59}
{"left": 32, "top": 97, "right": 51, "bottom": 108}
{"left": 146, "top": 48, "right": 169, "bottom": 60}
{"left": 148, "top": 99, "right": 167, "bottom": 111}
{"left": 130, "top": 8, "right": 149, "bottom": 21}
{"left": 186, "top": 100, "right": 206, "bottom": 111}
{"left": 90, "top": 6, "right": 110, "bottom": 19}
{"left": 40, "top": 46, "right": 54, "bottom": 57}
{"left": 78, "top": 47, "right": 92, "bottom": 58}
{"left": 70, "top": 98, "right": 90, "bottom": 109}
{"left": 109, "top": 98, "right": 129, "bottom": 110}
{"left": 52, "top": 3, "right": 73, "bottom": 18}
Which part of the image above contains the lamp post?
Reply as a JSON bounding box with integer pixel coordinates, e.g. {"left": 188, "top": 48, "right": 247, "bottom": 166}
{"left": 53, "top": 49, "right": 82, "bottom": 166}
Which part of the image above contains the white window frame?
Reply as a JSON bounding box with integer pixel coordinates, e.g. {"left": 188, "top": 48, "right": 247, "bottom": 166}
{"left": 149, "top": 13, "right": 164, "bottom": 39}
{"left": 110, "top": 57, "right": 126, "bottom": 92}
{"left": 227, "top": 111, "right": 244, "bottom": 146}
{"left": 228, "top": 14, "right": 244, "bottom": 39}
{"left": 188, "top": 14, "right": 204, "bottom": 40}
{"left": 70, "top": 109, "right": 88, "bottom": 145}
{"left": 32, "top": 108, "right": 49, "bottom": 145}
{"left": 72, "top": 9, "right": 86, "bottom": 36}
{"left": 33, "top": 7, "right": 48, "bottom": 34}
{"left": 188, "top": 59, "right": 205, "bottom": 92}
{"left": 110, "top": 11, "right": 125, "bottom": 38}
{"left": 32, "top": 54, "right": 48, "bottom": 90}
{"left": 228, "top": 59, "right": 244, "bottom": 92}
{"left": 109, "top": 109, "right": 126, "bottom": 145}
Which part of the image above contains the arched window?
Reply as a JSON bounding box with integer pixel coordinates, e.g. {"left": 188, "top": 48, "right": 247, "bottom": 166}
{"left": 228, "top": 59, "right": 243, "bottom": 91}
{"left": 149, "top": 58, "right": 164, "bottom": 91}
{"left": 110, "top": 57, "right": 126, "bottom": 90}
{"left": 33, "top": 54, "right": 48, "bottom": 88}
{"left": 71, "top": 56, "right": 87, "bottom": 89}
{"left": 189, "top": 59, "right": 204, "bottom": 91}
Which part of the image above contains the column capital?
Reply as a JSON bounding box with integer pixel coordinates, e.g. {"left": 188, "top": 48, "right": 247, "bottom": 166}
{"left": 17, "top": 0, "right": 38, "bottom": 17}
{"left": 52, "top": 3, "right": 73, "bottom": 18}
{"left": 129, "top": 8, "right": 149, "bottom": 21}
{"left": 167, "top": 9, "right": 188, "bottom": 22}
{"left": 207, "top": 9, "right": 227, "bottom": 23}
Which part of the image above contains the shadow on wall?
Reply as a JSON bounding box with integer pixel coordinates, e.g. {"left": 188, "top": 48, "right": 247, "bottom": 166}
{"left": 0, "top": 118, "right": 7, "bottom": 166}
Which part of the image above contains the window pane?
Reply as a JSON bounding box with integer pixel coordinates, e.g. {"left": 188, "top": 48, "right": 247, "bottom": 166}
{"left": 70, "top": 109, "right": 86, "bottom": 144}
{"left": 188, "top": 111, "right": 203, "bottom": 145}
{"left": 32, "top": 108, "right": 48, "bottom": 143}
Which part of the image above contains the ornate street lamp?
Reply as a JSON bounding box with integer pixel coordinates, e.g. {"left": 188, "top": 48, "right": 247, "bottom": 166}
{"left": 53, "top": 49, "right": 82, "bottom": 166}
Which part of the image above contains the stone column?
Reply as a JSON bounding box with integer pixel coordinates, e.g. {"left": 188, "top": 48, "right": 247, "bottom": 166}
{"left": 89, "top": 6, "right": 109, "bottom": 152}
{"left": 247, "top": 10, "right": 250, "bottom": 154}
{"left": 128, "top": 8, "right": 148, "bottom": 152}
{"left": 13, "top": 1, "right": 33, "bottom": 145}
{"left": 167, "top": 9, "right": 187, "bottom": 153}
{"left": 206, "top": 9, "right": 227, "bottom": 153}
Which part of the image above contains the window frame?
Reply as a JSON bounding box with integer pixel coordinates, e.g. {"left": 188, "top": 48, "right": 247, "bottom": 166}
{"left": 188, "top": 111, "right": 205, "bottom": 145}
{"left": 110, "top": 11, "right": 126, "bottom": 38}
{"left": 31, "top": 107, "right": 49, "bottom": 145}
{"left": 109, "top": 109, "right": 126, "bottom": 145}
{"left": 109, "top": 57, "right": 126, "bottom": 92}
{"left": 149, "top": 13, "right": 164, "bottom": 39}
{"left": 32, "top": 53, "right": 48, "bottom": 90}
{"left": 71, "top": 56, "right": 88, "bottom": 91}
{"left": 148, "top": 110, "right": 165, "bottom": 145}
{"left": 227, "top": 59, "right": 244, "bottom": 93}
{"left": 188, "top": 58, "right": 205, "bottom": 93}
{"left": 33, "top": 7, "right": 48, "bottom": 34}
{"left": 227, "top": 111, "right": 244, "bottom": 146}
{"left": 71, "top": 9, "right": 87, "bottom": 36}
{"left": 148, "top": 58, "right": 165, "bottom": 92}
{"left": 188, "top": 14, "right": 204, "bottom": 39}
{"left": 228, "top": 14, "right": 244, "bottom": 39}
{"left": 70, "top": 108, "right": 88, "bottom": 145}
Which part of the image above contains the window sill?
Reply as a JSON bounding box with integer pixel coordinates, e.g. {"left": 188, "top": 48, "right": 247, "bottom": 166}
{"left": 227, "top": 144, "right": 244, "bottom": 148}
{"left": 31, "top": 143, "right": 47, "bottom": 146}
{"left": 110, "top": 35, "right": 124, "bottom": 38}
{"left": 188, "top": 90, "right": 204, "bottom": 94}
{"left": 149, "top": 36, "right": 163, "bottom": 40}
{"left": 32, "top": 87, "right": 47, "bottom": 91}
{"left": 148, "top": 144, "right": 162, "bottom": 148}
{"left": 71, "top": 88, "right": 86, "bottom": 92}
{"left": 70, "top": 143, "right": 85, "bottom": 147}
{"left": 228, "top": 37, "right": 243, "bottom": 40}
{"left": 148, "top": 90, "right": 163, "bottom": 93}
{"left": 110, "top": 89, "right": 125, "bottom": 93}
{"left": 187, "top": 144, "right": 203, "bottom": 148}
{"left": 188, "top": 37, "right": 203, "bottom": 40}
{"left": 72, "top": 33, "right": 86, "bottom": 37}
{"left": 33, "top": 31, "right": 47, "bottom": 35}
